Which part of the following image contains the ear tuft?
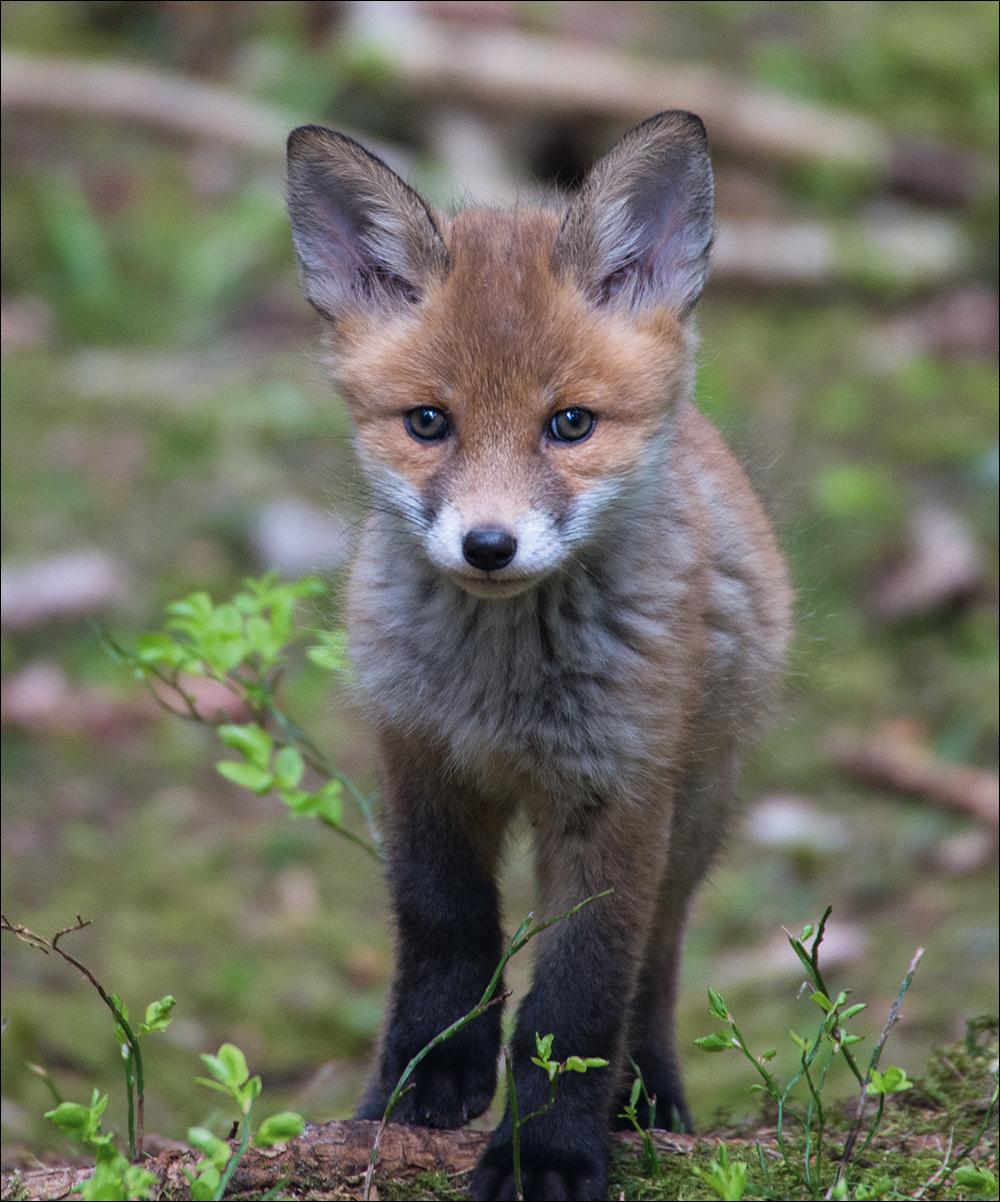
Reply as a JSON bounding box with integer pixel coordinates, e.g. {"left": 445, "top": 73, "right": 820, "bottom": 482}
{"left": 552, "top": 111, "right": 714, "bottom": 317}
{"left": 287, "top": 125, "right": 449, "bottom": 321}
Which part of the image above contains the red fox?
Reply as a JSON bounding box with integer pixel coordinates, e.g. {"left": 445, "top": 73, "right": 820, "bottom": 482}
{"left": 287, "top": 111, "right": 791, "bottom": 1201}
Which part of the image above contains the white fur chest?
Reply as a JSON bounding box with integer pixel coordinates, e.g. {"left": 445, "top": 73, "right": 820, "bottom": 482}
{"left": 348, "top": 535, "right": 673, "bottom": 799}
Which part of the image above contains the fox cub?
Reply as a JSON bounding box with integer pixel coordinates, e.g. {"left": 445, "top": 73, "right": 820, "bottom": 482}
{"left": 287, "top": 111, "right": 791, "bottom": 1201}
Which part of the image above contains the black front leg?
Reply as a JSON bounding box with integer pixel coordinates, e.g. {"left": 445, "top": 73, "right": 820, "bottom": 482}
{"left": 356, "top": 740, "right": 507, "bottom": 1128}
{"left": 472, "top": 801, "right": 669, "bottom": 1201}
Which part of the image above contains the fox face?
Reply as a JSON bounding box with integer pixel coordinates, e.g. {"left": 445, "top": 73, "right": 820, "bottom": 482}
{"left": 287, "top": 113, "right": 713, "bottom": 599}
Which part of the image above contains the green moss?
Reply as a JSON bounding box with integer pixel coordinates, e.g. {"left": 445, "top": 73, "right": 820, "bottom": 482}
{"left": 377, "top": 1168, "right": 469, "bottom": 1201}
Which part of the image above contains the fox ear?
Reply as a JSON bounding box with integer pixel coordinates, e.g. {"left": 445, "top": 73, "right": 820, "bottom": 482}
{"left": 287, "top": 125, "right": 449, "bottom": 321}
{"left": 552, "top": 111, "right": 714, "bottom": 317}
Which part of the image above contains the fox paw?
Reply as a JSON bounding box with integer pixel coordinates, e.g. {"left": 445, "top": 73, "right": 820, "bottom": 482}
{"left": 356, "top": 1040, "right": 497, "bottom": 1129}
{"left": 471, "top": 1136, "right": 607, "bottom": 1201}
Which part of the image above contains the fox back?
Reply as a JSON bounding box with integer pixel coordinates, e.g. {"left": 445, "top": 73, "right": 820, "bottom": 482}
{"left": 288, "top": 112, "right": 790, "bottom": 1202}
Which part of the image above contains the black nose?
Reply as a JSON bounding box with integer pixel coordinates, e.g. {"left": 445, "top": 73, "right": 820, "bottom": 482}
{"left": 462, "top": 527, "right": 517, "bottom": 572}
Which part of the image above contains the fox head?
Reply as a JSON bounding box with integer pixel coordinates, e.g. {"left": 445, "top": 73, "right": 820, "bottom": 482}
{"left": 287, "top": 112, "right": 714, "bottom": 599}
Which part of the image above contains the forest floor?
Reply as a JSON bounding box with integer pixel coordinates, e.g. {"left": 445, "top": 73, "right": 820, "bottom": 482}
{"left": 2, "top": 1026, "right": 996, "bottom": 1201}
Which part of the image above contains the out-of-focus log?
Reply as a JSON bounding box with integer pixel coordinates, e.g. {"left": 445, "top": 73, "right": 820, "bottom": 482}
{"left": 829, "top": 723, "right": 999, "bottom": 830}
{"left": 0, "top": 47, "right": 971, "bottom": 291}
{"left": 346, "top": 3, "right": 991, "bottom": 205}
{"left": 0, "top": 550, "right": 127, "bottom": 632}
{"left": 713, "top": 216, "right": 969, "bottom": 289}
{"left": 1, "top": 51, "right": 292, "bottom": 156}
{"left": 0, "top": 52, "right": 410, "bottom": 174}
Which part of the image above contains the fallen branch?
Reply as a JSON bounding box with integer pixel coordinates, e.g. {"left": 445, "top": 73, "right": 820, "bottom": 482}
{"left": 0, "top": 52, "right": 410, "bottom": 172}
{"left": 0, "top": 1120, "right": 699, "bottom": 1201}
{"left": 828, "top": 723, "right": 999, "bottom": 830}
{"left": 345, "top": 8, "right": 992, "bottom": 205}
{"left": 713, "top": 216, "right": 969, "bottom": 290}
{"left": 1, "top": 549, "right": 127, "bottom": 632}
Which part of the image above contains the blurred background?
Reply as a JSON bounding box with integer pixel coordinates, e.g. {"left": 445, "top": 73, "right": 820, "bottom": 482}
{"left": 1, "top": 0, "right": 997, "bottom": 1161}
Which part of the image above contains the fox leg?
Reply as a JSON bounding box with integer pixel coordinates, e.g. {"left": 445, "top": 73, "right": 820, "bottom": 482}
{"left": 356, "top": 735, "right": 508, "bottom": 1128}
{"left": 616, "top": 754, "right": 739, "bottom": 1132}
{"left": 472, "top": 792, "right": 671, "bottom": 1202}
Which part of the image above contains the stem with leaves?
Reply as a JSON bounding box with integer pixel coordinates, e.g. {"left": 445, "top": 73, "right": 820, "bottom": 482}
{"left": 0, "top": 914, "right": 147, "bottom": 1160}
{"left": 101, "top": 576, "right": 383, "bottom": 862}
{"left": 618, "top": 1059, "right": 660, "bottom": 1175}
{"left": 362, "top": 890, "right": 612, "bottom": 1202}
{"left": 504, "top": 1034, "right": 608, "bottom": 1201}
{"left": 830, "top": 944, "right": 925, "bottom": 1196}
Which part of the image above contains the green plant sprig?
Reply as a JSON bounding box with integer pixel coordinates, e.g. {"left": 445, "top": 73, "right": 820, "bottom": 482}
{"left": 695, "top": 909, "right": 924, "bottom": 1200}
{"left": 1, "top": 913, "right": 174, "bottom": 1163}
{"left": 617, "top": 1058, "right": 660, "bottom": 1175}
{"left": 503, "top": 1034, "right": 609, "bottom": 1200}
{"left": 189, "top": 1043, "right": 304, "bottom": 1202}
{"left": 44, "top": 1089, "right": 157, "bottom": 1201}
{"left": 102, "top": 574, "right": 382, "bottom": 861}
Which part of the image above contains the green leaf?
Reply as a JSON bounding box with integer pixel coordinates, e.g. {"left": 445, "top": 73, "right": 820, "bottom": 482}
{"left": 693, "top": 1142, "right": 749, "bottom": 1201}
{"left": 187, "top": 1126, "right": 232, "bottom": 1169}
{"left": 534, "top": 1033, "right": 554, "bottom": 1061}
{"left": 867, "top": 1065, "right": 913, "bottom": 1096}
{"left": 45, "top": 1101, "right": 97, "bottom": 1140}
{"left": 210, "top": 604, "right": 243, "bottom": 634}
{"left": 216, "top": 723, "right": 273, "bottom": 767}
{"left": 122, "top": 1163, "right": 157, "bottom": 1200}
{"left": 217, "top": 760, "right": 274, "bottom": 793}
{"left": 273, "top": 746, "right": 305, "bottom": 791}
{"left": 188, "top": 1165, "right": 221, "bottom": 1201}
{"left": 306, "top": 629, "right": 349, "bottom": 673}
{"left": 194, "top": 1077, "right": 235, "bottom": 1098}
{"left": 840, "top": 1003, "right": 867, "bottom": 1021}
{"left": 707, "top": 987, "right": 729, "bottom": 1021}
{"left": 238, "top": 1074, "right": 263, "bottom": 1113}
{"left": 134, "top": 633, "right": 185, "bottom": 668}
{"left": 245, "top": 615, "right": 282, "bottom": 664}
{"left": 202, "top": 633, "right": 247, "bottom": 674}
{"left": 166, "top": 592, "right": 214, "bottom": 624}
{"left": 254, "top": 1111, "right": 305, "bottom": 1148}
{"left": 810, "top": 990, "right": 833, "bottom": 1013}
{"left": 695, "top": 1032, "right": 735, "bottom": 1052}
{"left": 629, "top": 1078, "right": 642, "bottom": 1108}
{"left": 44, "top": 1090, "right": 108, "bottom": 1146}
{"left": 139, "top": 995, "right": 176, "bottom": 1035}
{"left": 200, "top": 1043, "right": 250, "bottom": 1090}
{"left": 954, "top": 1165, "right": 997, "bottom": 1193}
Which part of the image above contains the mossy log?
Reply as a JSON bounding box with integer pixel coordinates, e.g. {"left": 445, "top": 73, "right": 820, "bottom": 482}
{"left": 0, "top": 1121, "right": 699, "bottom": 1201}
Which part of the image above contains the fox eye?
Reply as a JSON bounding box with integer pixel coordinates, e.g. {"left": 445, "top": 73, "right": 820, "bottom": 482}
{"left": 405, "top": 406, "right": 450, "bottom": 441}
{"left": 548, "top": 408, "right": 595, "bottom": 443}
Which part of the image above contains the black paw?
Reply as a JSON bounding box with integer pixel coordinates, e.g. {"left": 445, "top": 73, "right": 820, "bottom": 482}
{"left": 471, "top": 1131, "right": 607, "bottom": 1201}
{"left": 356, "top": 1033, "right": 498, "bottom": 1129}
{"left": 612, "top": 1046, "right": 692, "bottom": 1132}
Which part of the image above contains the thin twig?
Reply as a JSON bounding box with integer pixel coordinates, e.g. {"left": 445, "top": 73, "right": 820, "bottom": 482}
{"left": 361, "top": 991, "right": 510, "bottom": 1202}
{"left": 362, "top": 890, "right": 613, "bottom": 1201}
{"left": 829, "top": 945, "right": 925, "bottom": 1197}
{"left": 1, "top": 914, "right": 147, "bottom": 1160}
